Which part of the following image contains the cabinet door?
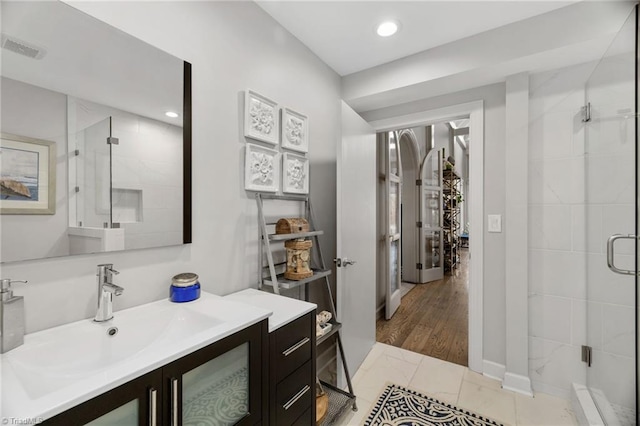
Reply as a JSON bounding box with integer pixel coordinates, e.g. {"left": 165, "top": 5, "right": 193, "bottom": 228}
{"left": 163, "top": 320, "right": 267, "bottom": 426}
{"left": 42, "top": 369, "right": 162, "bottom": 426}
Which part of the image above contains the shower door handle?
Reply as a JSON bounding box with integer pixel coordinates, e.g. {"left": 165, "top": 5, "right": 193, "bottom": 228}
{"left": 606, "top": 234, "right": 638, "bottom": 276}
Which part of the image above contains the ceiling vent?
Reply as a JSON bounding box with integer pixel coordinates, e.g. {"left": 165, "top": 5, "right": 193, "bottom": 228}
{"left": 1, "top": 34, "right": 46, "bottom": 60}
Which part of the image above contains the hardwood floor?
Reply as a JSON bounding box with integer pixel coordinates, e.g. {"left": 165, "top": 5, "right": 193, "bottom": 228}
{"left": 376, "top": 249, "right": 469, "bottom": 366}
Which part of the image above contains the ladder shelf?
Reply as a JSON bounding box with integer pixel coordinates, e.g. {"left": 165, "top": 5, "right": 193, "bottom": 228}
{"left": 256, "top": 193, "right": 357, "bottom": 422}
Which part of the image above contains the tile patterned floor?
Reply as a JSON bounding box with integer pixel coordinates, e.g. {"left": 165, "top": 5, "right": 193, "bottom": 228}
{"left": 337, "top": 343, "right": 578, "bottom": 426}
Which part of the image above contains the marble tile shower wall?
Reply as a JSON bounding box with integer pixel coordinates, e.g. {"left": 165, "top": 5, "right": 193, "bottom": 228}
{"left": 527, "top": 57, "right": 635, "bottom": 409}
{"left": 110, "top": 114, "right": 183, "bottom": 250}
{"left": 76, "top": 98, "right": 183, "bottom": 250}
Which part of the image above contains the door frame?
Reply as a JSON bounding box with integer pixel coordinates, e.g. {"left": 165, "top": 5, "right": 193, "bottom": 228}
{"left": 368, "top": 100, "right": 484, "bottom": 373}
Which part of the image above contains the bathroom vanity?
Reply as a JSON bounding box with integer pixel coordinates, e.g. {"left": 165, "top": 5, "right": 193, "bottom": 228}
{"left": 1, "top": 290, "right": 317, "bottom": 425}
{"left": 225, "top": 289, "right": 317, "bottom": 426}
{"left": 1, "top": 293, "right": 270, "bottom": 425}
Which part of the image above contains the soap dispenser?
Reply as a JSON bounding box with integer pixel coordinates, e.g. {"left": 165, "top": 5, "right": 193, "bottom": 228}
{"left": 0, "top": 278, "right": 27, "bottom": 353}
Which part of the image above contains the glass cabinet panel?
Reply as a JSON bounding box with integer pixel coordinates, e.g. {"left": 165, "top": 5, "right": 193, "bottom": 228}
{"left": 425, "top": 230, "right": 441, "bottom": 269}
{"left": 182, "top": 343, "right": 249, "bottom": 426}
{"left": 389, "top": 181, "right": 400, "bottom": 235}
{"left": 85, "top": 399, "right": 137, "bottom": 426}
{"left": 424, "top": 190, "right": 440, "bottom": 228}
{"left": 389, "top": 239, "right": 399, "bottom": 293}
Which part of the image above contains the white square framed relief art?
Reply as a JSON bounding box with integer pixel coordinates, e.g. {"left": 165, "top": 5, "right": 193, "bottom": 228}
{"left": 245, "top": 143, "right": 280, "bottom": 192}
{"left": 282, "top": 152, "right": 309, "bottom": 194}
{"left": 244, "top": 90, "right": 279, "bottom": 145}
{"left": 281, "top": 107, "right": 309, "bottom": 153}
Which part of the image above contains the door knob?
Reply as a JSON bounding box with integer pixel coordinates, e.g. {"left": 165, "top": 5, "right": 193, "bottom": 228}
{"left": 333, "top": 258, "right": 357, "bottom": 268}
{"left": 342, "top": 258, "right": 357, "bottom": 267}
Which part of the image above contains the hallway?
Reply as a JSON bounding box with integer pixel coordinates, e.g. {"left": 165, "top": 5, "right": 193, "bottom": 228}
{"left": 376, "top": 248, "right": 469, "bottom": 366}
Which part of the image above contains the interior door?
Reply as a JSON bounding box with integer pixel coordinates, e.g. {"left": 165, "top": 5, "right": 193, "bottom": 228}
{"left": 337, "top": 101, "right": 376, "bottom": 383}
{"left": 419, "top": 148, "right": 444, "bottom": 283}
{"left": 381, "top": 131, "right": 402, "bottom": 319}
{"left": 584, "top": 5, "right": 637, "bottom": 422}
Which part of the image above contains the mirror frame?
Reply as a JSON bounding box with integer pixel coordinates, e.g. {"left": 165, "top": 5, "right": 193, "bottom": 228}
{"left": 183, "top": 61, "right": 192, "bottom": 244}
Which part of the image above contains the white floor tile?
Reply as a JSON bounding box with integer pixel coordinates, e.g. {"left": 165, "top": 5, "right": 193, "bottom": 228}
{"left": 463, "top": 369, "right": 503, "bottom": 391}
{"left": 352, "top": 348, "right": 419, "bottom": 402}
{"left": 407, "top": 354, "right": 466, "bottom": 404}
{"left": 515, "top": 392, "right": 578, "bottom": 425}
{"left": 457, "top": 380, "right": 517, "bottom": 425}
{"left": 347, "top": 343, "right": 579, "bottom": 426}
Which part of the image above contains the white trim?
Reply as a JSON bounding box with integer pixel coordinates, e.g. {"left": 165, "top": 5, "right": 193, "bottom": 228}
{"left": 369, "top": 100, "right": 484, "bottom": 373}
{"left": 482, "top": 359, "right": 505, "bottom": 382}
{"left": 502, "top": 372, "right": 533, "bottom": 397}
{"left": 572, "top": 383, "right": 606, "bottom": 426}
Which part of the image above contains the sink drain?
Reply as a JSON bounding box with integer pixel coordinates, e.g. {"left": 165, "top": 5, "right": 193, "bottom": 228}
{"left": 107, "top": 327, "right": 118, "bottom": 337}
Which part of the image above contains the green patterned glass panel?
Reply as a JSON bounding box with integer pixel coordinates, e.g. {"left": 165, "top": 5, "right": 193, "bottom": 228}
{"left": 85, "top": 399, "right": 137, "bottom": 426}
{"left": 182, "top": 343, "right": 249, "bottom": 426}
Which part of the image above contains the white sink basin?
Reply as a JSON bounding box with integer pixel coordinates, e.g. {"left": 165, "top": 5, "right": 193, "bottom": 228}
{"left": 7, "top": 302, "right": 220, "bottom": 399}
{"left": 1, "top": 292, "right": 271, "bottom": 421}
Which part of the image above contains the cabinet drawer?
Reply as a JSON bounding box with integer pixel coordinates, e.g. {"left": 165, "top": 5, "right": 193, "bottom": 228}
{"left": 292, "top": 407, "right": 312, "bottom": 426}
{"left": 275, "top": 360, "right": 313, "bottom": 426}
{"left": 273, "top": 313, "right": 312, "bottom": 381}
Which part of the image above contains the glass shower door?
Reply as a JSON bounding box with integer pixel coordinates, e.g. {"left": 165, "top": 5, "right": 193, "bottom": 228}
{"left": 75, "top": 116, "right": 112, "bottom": 228}
{"left": 584, "top": 6, "right": 637, "bottom": 423}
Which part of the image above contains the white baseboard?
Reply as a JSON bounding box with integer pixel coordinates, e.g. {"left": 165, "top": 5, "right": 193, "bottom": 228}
{"left": 482, "top": 359, "right": 505, "bottom": 382}
{"left": 502, "top": 372, "right": 533, "bottom": 397}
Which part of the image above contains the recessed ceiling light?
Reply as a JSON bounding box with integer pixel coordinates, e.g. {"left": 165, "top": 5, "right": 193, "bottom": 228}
{"left": 165, "top": 111, "right": 179, "bottom": 118}
{"left": 377, "top": 21, "right": 399, "bottom": 37}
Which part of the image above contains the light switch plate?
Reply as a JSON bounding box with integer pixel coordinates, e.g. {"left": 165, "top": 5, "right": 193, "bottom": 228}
{"left": 488, "top": 214, "right": 502, "bottom": 233}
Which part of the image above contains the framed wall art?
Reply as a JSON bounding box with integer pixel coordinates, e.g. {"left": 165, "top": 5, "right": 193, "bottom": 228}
{"left": 244, "top": 89, "right": 279, "bottom": 146}
{"left": 282, "top": 152, "right": 309, "bottom": 194}
{"left": 245, "top": 143, "right": 280, "bottom": 192}
{"left": 281, "top": 107, "right": 308, "bottom": 153}
{"left": 0, "top": 133, "right": 56, "bottom": 214}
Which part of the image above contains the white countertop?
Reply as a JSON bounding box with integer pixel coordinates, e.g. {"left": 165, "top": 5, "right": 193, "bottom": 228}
{"left": 1, "top": 292, "right": 271, "bottom": 421}
{"left": 224, "top": 288, "right": 317, "bottom": 332}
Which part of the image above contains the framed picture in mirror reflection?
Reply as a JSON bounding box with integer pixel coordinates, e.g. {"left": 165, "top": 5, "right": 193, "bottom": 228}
{"left": 0, "top": 133, "right": 56, "bottom": 214}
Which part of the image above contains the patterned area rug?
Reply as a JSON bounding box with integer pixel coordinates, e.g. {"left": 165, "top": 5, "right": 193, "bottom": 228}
{"left": 364, "top": 384, "right": 503, "bottom": 426}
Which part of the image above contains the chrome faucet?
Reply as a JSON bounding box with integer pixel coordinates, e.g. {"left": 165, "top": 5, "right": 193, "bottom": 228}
{"left": 94, "top": 264, "right": 123, "bottom": 322}
{"left": 0, "top": 278, "right": 28, "bottom": 353}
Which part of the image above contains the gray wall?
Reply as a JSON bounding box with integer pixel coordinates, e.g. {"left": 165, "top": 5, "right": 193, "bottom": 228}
{"left": 2, "top": 1, "right": 340, "bottom": 334}
{"left": 362, "top": 82, "right": 507, "bottom": 366}
{"left": 1, "top": 78, "right": 70, "bottom": 262}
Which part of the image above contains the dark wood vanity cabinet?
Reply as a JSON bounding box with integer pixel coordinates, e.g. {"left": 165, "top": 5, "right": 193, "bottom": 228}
{"left": 269, "top": 311, "right": 316, "bottom": 426}
{"left": 42, "top": 320, "right": 268, "bottom": 426}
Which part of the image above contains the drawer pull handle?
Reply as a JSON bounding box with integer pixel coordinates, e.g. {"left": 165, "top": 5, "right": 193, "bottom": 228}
{"left": 149, "top": 387, "right": 157, "bottom": 426}
{"left": 170, "top": 378, "right": 179, "bottom": 426}
{"left": 282, "top": 337, "right": 310, "bottom": 357}
{"left": 283, "top": 385, "right": 310, "bottom": 411}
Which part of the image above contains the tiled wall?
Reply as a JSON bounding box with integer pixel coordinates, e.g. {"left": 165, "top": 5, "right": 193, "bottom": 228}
{"left": 528, "top": 46, "right": 635, "bottom": 410}
{"left": 72, "top": 97, "right": 183, "bottom": 250}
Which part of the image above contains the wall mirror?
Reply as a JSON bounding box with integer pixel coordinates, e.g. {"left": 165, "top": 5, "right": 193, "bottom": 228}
{"left": 0, "top": 1, "right": 192, "bottom": 263}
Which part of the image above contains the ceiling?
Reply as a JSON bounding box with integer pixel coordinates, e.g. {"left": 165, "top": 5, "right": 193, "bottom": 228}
{"left": 256, "top": 1, "right": 577, "bottom": 76}
{"left": 1, "top": 1, "right": 183, "bottom": 126}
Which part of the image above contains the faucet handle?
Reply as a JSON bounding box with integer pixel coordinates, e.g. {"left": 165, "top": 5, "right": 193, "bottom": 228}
{"left": 97, "top": 264, "right": 119, "bottom": 275}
